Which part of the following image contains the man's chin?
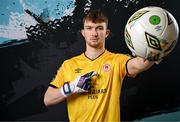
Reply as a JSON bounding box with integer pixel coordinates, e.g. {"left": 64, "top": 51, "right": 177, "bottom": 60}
{"left": 88, "top": 43, "right": 99, "bottom": 48}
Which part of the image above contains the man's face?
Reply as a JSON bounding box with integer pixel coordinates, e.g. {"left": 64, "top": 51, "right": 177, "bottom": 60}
{"left": 81, "top": 20, "right": 109, "bottom": 48}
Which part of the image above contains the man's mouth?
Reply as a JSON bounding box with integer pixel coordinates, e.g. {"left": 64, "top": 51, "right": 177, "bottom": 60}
{"left": 90, "top": 38, "right": 98, "bottom": 41}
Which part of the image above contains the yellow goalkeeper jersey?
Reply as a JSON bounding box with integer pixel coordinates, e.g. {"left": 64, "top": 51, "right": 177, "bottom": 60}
{"left": 50, "top": 50, "right": 130, "bottom": 122}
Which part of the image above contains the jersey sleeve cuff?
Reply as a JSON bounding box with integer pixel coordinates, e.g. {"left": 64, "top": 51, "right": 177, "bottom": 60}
{"left": 49, "top": 84, "right": 58, "bottom": 88}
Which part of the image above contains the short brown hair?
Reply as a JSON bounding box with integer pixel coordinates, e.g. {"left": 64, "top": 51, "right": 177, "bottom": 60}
{"left": 83, "top": 10, "right": 108, "bottom": 27}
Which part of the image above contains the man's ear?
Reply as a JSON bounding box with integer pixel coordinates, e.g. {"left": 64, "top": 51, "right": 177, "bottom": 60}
{"left": 81, "top": 29, "right": 85, "bottom": 37}
{"left": 106, "top": 29, "right": 110, "bottom": 38}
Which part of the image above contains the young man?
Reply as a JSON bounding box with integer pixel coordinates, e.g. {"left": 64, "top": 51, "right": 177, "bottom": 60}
{"left": 44, "top": 10, "right": 154, "bottom": 121}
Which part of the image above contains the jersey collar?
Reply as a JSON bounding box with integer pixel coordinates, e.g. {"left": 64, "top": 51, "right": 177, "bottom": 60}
{"left": 83, "top": 50, "right": 107, "bottom": 61}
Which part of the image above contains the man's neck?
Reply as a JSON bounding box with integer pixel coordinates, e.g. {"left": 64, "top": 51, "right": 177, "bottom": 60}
{"left": 85, "top": 47, "right": 105, "bottom": 60}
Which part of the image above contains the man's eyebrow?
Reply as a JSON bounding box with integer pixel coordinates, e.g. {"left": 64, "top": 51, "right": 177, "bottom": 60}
{"left": 84, "top": 25, "right": 92, "bottom": 27}
{"left": 96, "top": 25, "right": 104, "bottom": 28}
{"left": 84, "top": 25, "right": 104, "bottom": 28}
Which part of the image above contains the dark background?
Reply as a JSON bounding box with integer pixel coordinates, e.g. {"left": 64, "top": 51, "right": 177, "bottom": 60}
{"left": 0, "top": 0, "right": 179, "bottom": 121}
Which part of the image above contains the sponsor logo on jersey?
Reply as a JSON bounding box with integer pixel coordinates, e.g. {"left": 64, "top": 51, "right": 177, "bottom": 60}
{"left": 87, "top": 88, "right": 107, "bottom": 100}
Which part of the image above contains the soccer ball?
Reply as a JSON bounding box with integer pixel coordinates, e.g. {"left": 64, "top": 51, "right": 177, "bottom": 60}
{"left": 124, "top": 6, "right": 179, "bottom": 61}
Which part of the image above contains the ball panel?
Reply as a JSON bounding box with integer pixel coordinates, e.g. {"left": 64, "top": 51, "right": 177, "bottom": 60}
{"left": 138, "top": 9, "right": 167, "bottom": 36}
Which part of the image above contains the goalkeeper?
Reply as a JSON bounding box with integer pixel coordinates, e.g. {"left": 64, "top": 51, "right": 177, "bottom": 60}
{"left": 44, "top": 10, "right": 155, "bottom": 122}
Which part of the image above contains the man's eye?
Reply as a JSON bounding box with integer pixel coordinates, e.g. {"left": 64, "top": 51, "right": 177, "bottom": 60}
{"left": 97, "top": 27, "right": 104, "bottom": 30}
{"left": 86, "top": 27, "right": 91, "bottom": 30}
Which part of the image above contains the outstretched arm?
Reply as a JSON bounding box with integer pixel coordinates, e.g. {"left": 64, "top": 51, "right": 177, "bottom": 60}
{"left": 127, "top": 57, "right": 155, "bottom": 77}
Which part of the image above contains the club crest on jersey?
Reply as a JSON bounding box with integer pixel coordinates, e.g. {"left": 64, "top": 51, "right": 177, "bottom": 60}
{"left": 103, "top": 64, "right": 111, "bottom": 72}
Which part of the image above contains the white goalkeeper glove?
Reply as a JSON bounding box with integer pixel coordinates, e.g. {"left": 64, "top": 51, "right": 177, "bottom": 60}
{"left": 60, "top": 71, "right": 98, "bottom": 97}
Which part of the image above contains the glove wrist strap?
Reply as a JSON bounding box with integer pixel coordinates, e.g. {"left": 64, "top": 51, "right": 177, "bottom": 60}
{"left": 60, "top": 82, "right": 72, "bottom": 97}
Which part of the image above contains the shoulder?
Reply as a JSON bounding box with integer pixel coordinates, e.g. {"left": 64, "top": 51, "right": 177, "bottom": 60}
{"left": 106, "top": 50, "right": 131, "bottom": 59}
{"left": 63, "top": 53, "right": 84, "bottom": 64}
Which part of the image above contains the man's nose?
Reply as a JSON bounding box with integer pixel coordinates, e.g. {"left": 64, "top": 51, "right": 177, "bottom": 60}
{"left": 91, "top": 29, "right": 98, "bottom": 36}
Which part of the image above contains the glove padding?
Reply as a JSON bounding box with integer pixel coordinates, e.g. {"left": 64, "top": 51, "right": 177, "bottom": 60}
{"left": 60, "top": 71, "right": 98, "bottom": 97}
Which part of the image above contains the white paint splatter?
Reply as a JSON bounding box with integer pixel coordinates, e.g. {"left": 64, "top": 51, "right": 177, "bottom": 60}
{"left": 63, "top": 7, "right": 75, "bottom": 17}
{"left": 124, "top": 0, "right": 139, "bottom": 8}
{"left": 114, "top": 0, "right": 139, "bottom": 8}
{"left": 84, "top": 0, "right": 92, "bottom": 12}
{"left": 0, "top": 12, "right": 37, "bottom": 42}
{"left": 0, "top": 0, "right": 76, "bottom": 44}
{"left": 19, "top": 0, "right": 76, "bottom": 21}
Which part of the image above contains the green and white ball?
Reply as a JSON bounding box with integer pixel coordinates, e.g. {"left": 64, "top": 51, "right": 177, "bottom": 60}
{"left": 125, "top": 6, "right": 179, "bottom": 61}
